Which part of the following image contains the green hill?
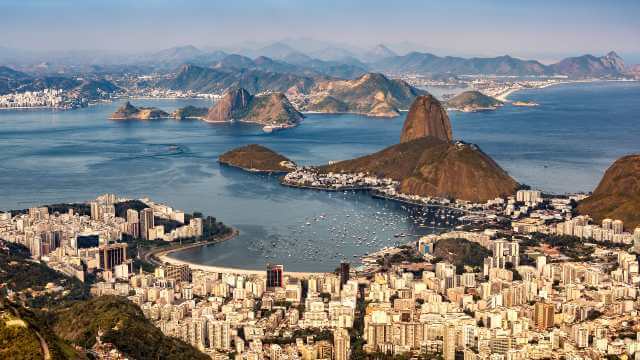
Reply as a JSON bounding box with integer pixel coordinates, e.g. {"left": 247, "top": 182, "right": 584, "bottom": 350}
{"left": 433, "top": 238, "right": 491, "bottom": 268}
{"left": 0, "top": 300, "right": 83, "bottom": 359}
{"left": 0, "top": 242, "right": 208, "bottom": 359}
{"left": 51, "top": 296, "right": 209, "bottom": 360}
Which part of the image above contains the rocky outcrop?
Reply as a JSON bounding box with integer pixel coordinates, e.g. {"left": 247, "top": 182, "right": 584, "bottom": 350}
{"left": 109, "top": 101, "right": 169, "bottom": 120}
{"left": 205, "top": 88, "right": 303, "bottom": 126}
{"left": 577, "top": 154, "right": 640, "bottom": 231}
{"left": 219, "top": 144, "right": 296, "bottom": 173}
{"left": 400, "top": 95, "right": 452, "bottom": 143}
{"left": 205, "top": 88, "right": 252, "bottom": 122}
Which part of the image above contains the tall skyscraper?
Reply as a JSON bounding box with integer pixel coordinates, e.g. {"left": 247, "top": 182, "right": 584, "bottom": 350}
{"left": 333, "top": 328, "right": 350, "bottom": 360}
{"left": 443, "top": 323, "right": 456, "bottom": 360}
{"left": 339, "top": 262, "right": 350, "bottom": 288}
{"left": 90, "top": 201, "right": 101, "bottom": 220}
{"left": 266, "top": 264, "right": 284, "bottom": 289}
{"left": 97, "top": 243, "right": 128, "bottom": 271}
{"left": 535, "top": 302, "right": 554, "bottom": 330}
{"left": 140, "top": 208, "right": 154, "bottom": 240}
{"left": 126, "top": 209, "right": 140, "bottom": 238}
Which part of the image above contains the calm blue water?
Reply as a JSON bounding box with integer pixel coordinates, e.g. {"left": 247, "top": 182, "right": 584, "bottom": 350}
{"left": 0, "top": 81, "right": 638, "bottom": 271}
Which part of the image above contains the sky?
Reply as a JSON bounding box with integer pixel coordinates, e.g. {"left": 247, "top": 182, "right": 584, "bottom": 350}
{"left": 1, "top": 0, "right": 639, "bottom": 62}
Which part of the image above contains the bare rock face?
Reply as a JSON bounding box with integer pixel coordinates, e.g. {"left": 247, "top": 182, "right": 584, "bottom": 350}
{"left": 204, "top": 88, "right": 302, "bottom": 125}
{"left": 400, "top": 95, "right": 452, "bottom": 143}
{"left": 205, "top": 88, "right": 252, "bottom": 122}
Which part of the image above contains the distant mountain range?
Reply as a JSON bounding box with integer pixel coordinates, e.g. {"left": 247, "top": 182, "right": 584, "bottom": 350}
{"left": 157, "top": 45, "right": 631, "bottom": 79}
{"left": 373, "top": 51, "right": 628, "bottom": 78}
{"left": 2, "top": 41, "right": 635, "bottom": 79}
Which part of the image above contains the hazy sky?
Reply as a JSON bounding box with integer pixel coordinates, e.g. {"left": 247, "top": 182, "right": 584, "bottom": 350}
{"left": 2, "top": 0, "right": 639, "bottom": 61}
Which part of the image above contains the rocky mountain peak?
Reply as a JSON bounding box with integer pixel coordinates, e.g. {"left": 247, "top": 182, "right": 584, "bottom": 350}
{"left": 400, "top": 95, "right": 452, "bottom": 143}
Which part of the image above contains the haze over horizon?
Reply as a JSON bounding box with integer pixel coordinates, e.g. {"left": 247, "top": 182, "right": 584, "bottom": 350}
{"left": 2, "top": 0, "right": 639, "bottom": 63}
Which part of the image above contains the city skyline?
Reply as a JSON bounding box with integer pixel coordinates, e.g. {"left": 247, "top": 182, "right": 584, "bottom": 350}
{"left": 1, "top": 0, "right": 639, "bottom": 63}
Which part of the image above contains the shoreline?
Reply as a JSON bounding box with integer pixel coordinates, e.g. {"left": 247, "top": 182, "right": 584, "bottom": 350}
{"left": 154, "top": 228, "right": 327, "bottom": 277}
{"left": 495, "top": 78, "right": 638, "bottom": 102}
{"left": 143, "top": 228, "right": 238, "bottom": 266}
{"left": 218, "top": 161, "right": 290, "bottom": 175}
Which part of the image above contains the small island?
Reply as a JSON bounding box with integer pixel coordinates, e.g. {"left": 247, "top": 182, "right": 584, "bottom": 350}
{"left": 109, "top": 101, "right": 170, "bottom": 120}
{"left": 446, "top": 90, "right": 503, "bottom": 112}
{"left": 218, "top": 144, "right": 297, "bottom": 173}
{"left": 172, "top": 105, "right": 209, "bottom": 120}
{"left": 512, "top": 101, "right": 539, "bottom": 107}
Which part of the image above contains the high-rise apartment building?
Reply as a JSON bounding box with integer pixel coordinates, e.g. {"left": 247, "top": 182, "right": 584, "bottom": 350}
{"left": 535, "top": 302, "right": 554, "bottom": 330}
{"left": 266, "top": 264, "right": 284, "bottom": 289}
{"left": 140, "top": 208, "right": 154, "bottom": 240}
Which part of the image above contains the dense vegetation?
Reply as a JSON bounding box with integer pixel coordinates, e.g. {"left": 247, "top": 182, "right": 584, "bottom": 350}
{"left": 432, "top": 238, "right": 491, "bottom": 269}
{"left": 51, "top": 296, "right": 209, "bottom": 360}
{"left": 0, "top": 243, "right": 90, "bottom": 308}
{"left": 0, "top": 242, "right": 208, "bottom": 359}
{"left": 0, "top": 298, "right": 83, "bottom": 359}
{"left": 11, "top": 202, "right": 90, "bottom": 217}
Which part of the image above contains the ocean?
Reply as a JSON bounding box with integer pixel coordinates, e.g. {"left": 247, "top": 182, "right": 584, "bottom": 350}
{"left": 0, "top": 81, "right": 638, "bottom": 271}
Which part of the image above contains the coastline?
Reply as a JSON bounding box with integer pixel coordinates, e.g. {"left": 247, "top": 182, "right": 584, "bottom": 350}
{"left": 495, "top": 78, "right": 638, "bottom": 102}
{"left": 218, "top": 161, "right": 291, "bottom": 175}
{"left": 142, "top": 228, "right": 237, "bottom": 267}
{"left": 153, "top": 228, "right": 326, "bottom": 278}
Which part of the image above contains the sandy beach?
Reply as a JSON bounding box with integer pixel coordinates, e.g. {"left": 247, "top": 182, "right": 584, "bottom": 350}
{"left": 150, "top": 229, "right": 327, "bottom": 278}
